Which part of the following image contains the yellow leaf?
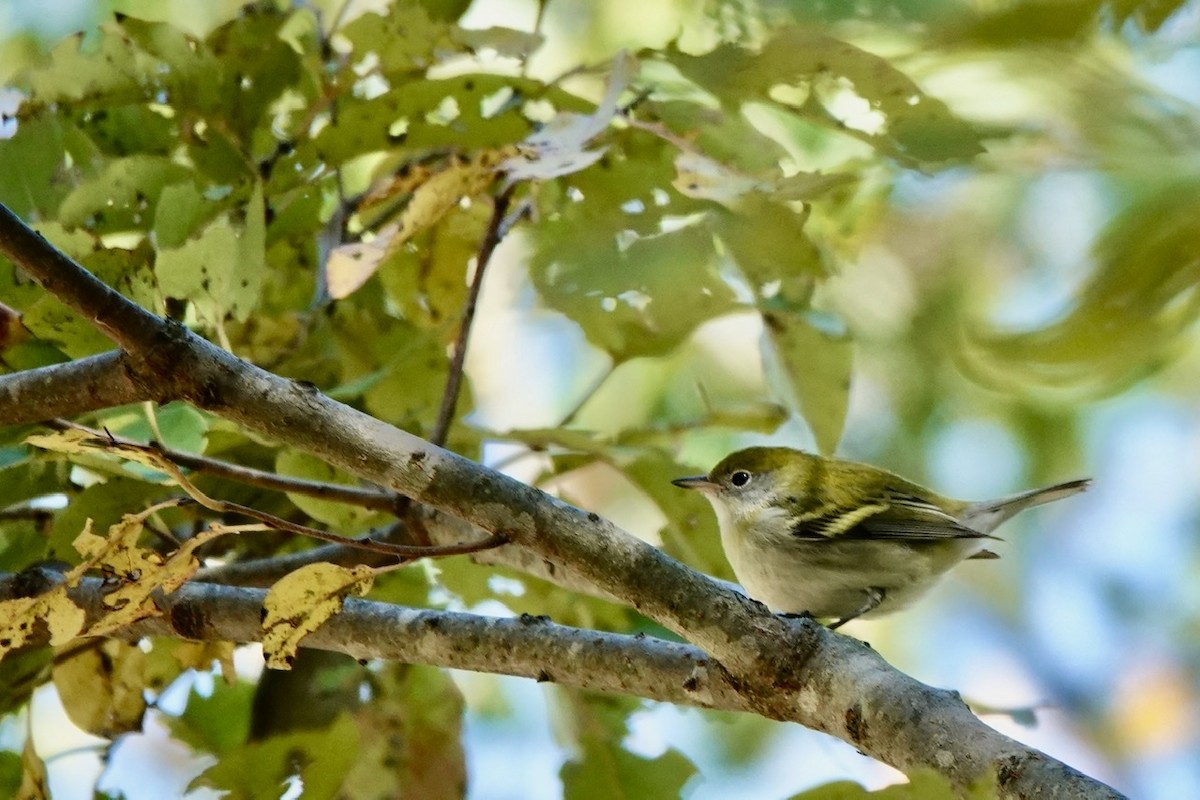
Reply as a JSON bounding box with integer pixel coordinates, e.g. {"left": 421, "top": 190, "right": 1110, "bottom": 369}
{"left": 53, "top": 640, "right": 147, "bottom": 737}
{"left": 261, "top": 563, "right": 375, "bottom": 670}
{"left": 0, "top": 589, "right": 86, "bottom": 659}
{"left": 172, "top": 640, "right": 238, "bottom": 685}
{"left": 23, "top": 428, "right": 97, "bottom": 455}
{"left": 84, "top": 528, "right": 225, "bottom": 637}
{"left": 17, "top": 731, "right": 49, "bottom": 800}
{"left": 327, "top": 151, "right": 502, "bottom": 299}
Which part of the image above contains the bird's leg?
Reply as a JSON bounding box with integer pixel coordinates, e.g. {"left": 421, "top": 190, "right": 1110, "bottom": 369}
{"left": 828, "top": 588, "right": 885, "bottom": 630}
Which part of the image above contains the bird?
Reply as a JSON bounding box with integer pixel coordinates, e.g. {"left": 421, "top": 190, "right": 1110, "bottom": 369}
{"left": 672, "top": 446, "right": 1090, "bottom": 628}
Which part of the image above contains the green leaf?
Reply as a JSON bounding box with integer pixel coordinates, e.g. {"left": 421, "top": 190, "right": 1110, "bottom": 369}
{"left": 57, "top": 155, "right": 191, "bottom": 233}
{"left": 274, "top": 449, "right": 383, "bottom": 532}
{"left": 669, "top": 27, "right": 986, "bottom": 166}
{"left": 20, "top": 295, "right": 114, "bottom": 358}
{"left": 531, "top": 222, "right": 737, "bottom": 360}
{"left": 787, "top": 767, "right": 997, "bottom": 799}
{"left": 154, "top": 182, "right": 220, "bottom": 250}
{"left": 557, "top": 691, "right": 697, "bottom": 800}
{"left": 168, "top": 680, "right": 256, "bottom": 756}
{"left": 26, "top": 26, "right": 150, "bottom": 106}
{"left": 338, "top": 4, "right": 452, "bottom": 76}
{"left": 342, "top": 664, "right": 466, "bottom": 800}
{"left": 0, "top": 751, "right": 20, "bottom": 799}
{"left": 762, "top": 310, "right": 853, "bottom": 455}
{"left": 620, "top": 451, "right": 732, "bottom": 581}
{"left": 0, "top": 647, "right": 52, "bottom": 717}
{"left": 155, "top": 182, "right": 266, "bottom": 324}
{"left": 0, "top": 116, "right": 67, "bottom": 218}
{"left": 105, "top": 403, "right": 209, "bottom": 454}
{"left": 0, "top": 458, "right": 68, "bottom": 511}
{"left": 713, "top": 197, "right": 827, "bottom": 306}
{"left": 963, "top": 183, "right": 1200, "bottom": 399}
{"left": 188, "top": 713, "right": 359, "bottom": 800}
{"left": 48, "top": 478, "right": 167, "bottom": 563}
{"left": 378, "top": 200, "right": 491, "bottom": 329}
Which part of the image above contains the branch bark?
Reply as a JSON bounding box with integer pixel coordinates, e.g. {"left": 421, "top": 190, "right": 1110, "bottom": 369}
{"left": 0, "top": 203, "right": 1125, "bottom": 799}
{"left": 0, "top": 350, "right": 151, "bottom": 425}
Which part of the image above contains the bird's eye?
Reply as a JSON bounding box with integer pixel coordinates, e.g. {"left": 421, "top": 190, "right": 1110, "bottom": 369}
{"left": 730, "top": 470, "right": 752, "bottom": 487}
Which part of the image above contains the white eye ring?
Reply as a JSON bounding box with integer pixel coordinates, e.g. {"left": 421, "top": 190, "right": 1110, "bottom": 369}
{"left": 730, "top": 470, "right": 752, "bottom": 487}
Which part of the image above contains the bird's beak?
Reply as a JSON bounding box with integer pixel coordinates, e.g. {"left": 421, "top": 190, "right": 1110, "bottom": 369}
{"left": 672, "top": 475, "right": 718, "bottom": 493}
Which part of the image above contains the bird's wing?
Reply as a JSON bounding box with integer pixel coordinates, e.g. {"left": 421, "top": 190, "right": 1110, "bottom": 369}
{"left": 790, "top": 490, "right": 989, "bottom": 541}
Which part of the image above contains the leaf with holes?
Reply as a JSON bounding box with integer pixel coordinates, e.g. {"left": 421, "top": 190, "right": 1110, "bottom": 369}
{"left": 261, "top": 563, "right": 375, "bottom": 670}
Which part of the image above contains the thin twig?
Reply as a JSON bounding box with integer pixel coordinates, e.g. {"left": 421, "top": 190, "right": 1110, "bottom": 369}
{"left": 429, "top": 184, "right": 520, "bottom": 447}
{"left": 46, "top": 418, "right": 401, "bottom": 513}
{"left": 51, "top": 430, "right": 507, "bottom": 560}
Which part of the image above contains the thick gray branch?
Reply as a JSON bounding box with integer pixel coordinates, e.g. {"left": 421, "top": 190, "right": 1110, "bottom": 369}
{"left": 0, "top": 350, "right": 151, "bottom": 426}
{"left": 9, "top": 571, "right": 739, "bottom": 710}
{"left": 0, "top": 569, "right": 1124, "bottom": 800}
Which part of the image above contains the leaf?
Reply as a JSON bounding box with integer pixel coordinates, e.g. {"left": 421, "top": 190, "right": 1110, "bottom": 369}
{"left": 557, "top": 690, "right": 697, "bottom": 800}
{"left": 338, "top": 3, "right": 453, "bottom": 76}
{"left": 188, "top": 713, "right": 358, "bottom": 800}
{"left": 669, "top": 27, "right": 985, "bottom": 165}
{"left": 48, "top": 478, "right": 169, "bottom": 562}
{"left": 0, "top": 116, "right": 68, "bottom": 218}
{"left": 107, "top": 403, "right": 210, "bottom": 455}
{"left": 786, "top": 767, "right": 998, "bottom": 799}
{"left": 0, "top": 584, "right": 86, "bottom": 660}
{"left": 26, "top": 25, "right": 149, "bottom": 105}
{"left": 57, "top": 155, "right": 191, "bottom": 233}
{"left": 260, "top": 563, "right": 375, "bottom": 670}
{"left": 72, "top": 516, "right": 225, "bottom": 638}
{"left": 16, "top": 732, "right": 48, "bottom": 800}
{"left": 328, "top": 152, "right": 501, "bottom": 299}
{"left": 962, "top": 183, "right": 1200, "bottom": 399}
{"left": 168, "top": 679, "right": 256, "bottom": 756}
{"left": 0, "top": 650, "right": 52, "bottom": 718}
{"left": 620, "top": 452, "right": 732, "bottom": 581}
{"left": 672, "top": 150, "right": 852, "bottom": 208}
{"left": 52, "top": 640, "right": 147, "bottom": 737}
{"left": 19, "top": 294, "right": 114, "bottom": 359}
{"left": 343, "top": 664, "right": 466, "bottom": 800}
{"left": 530, "top": 221, "right": 738, "bottom": 360}
{"left": 0, "top": 751, "right": 19, "bottom": 799}
{"left": 762, "top": 310, "right": 853, "bottom": 455}
{"left": 154, "top": 182, "right": 219, "bottom": 249}
{"left": 0, "top": 458, "right": 67, "bottom": 512}
{"left": 274, "top": 449, "right": 382, "bottom": 532}
{"left": 155, "top": 181, "right": 266, "bottom": 324}
{"left": 712, "top": 195, "right": 828, "bottom": 307}
{"left": 378, "top": 198, "right": 492, "bottom": 330}
{"left": 500, "top": 51, "right": 634, "bottom": 180}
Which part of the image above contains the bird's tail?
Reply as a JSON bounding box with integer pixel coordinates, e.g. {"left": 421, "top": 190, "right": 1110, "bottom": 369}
{"left": 960, "top": 478, "right": 1092, "bottom": 534}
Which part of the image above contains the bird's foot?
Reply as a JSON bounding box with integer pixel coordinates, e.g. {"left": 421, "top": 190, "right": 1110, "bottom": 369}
{"left": 828, "top": 587, "right": 886, "bottom": 630}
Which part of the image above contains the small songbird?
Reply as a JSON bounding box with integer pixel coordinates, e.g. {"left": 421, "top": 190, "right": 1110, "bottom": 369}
{"left": 673, "top": 447, "right": 1090, "bottom": 628}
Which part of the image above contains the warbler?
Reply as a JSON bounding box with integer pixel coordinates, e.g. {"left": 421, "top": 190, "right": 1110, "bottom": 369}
{"left": 673, "top": 447, "right": 1090, "bottom": 628}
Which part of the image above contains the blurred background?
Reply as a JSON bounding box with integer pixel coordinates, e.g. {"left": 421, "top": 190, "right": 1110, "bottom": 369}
{"left": 2, "top": 0, "right": 1199, "bottom": 798}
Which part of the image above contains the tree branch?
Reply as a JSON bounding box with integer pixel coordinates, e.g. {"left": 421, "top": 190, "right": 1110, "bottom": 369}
{"left": 0, "top": 203, "right": 1125, "bottom": 798}
{"left": 46, "top": 418, "right": 401, "bottom": 513}
{"left": 0, "top": 351, "right": 152, "bottom": 426}
{"left": 429, "top": 184, "right": 517, "bottom": 447}
{"left": 0, "top": 569, "right": 1126, "bottom": 799}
